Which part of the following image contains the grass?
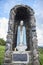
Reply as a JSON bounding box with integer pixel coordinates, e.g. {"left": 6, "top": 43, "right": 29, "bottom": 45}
{"left": 39, "top": 54, "right": 43, "bottom": 65}
{"left": 0, "top": 45, "right": 5, "bottom": 65}
{"left": 38, "top": 47, "right": 43, "bottom": 65}
{"left": 0, "top": 45, "right": 43, "bottom": 65}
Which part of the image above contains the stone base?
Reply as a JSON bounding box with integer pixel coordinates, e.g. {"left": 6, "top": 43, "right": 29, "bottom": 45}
{"left": 3, "top": 63, "right": 31, "bottom": 65}
{"left": 3, "top": 51, "right": 31, "bottom": 65}
{"left": 4, "top": 58, "right": 11, "bottom": 63}
{"left": 3, "top": 51, "right": 40, "bottom": 65}
{"left": 12, "top": 51, "right": 29, "bottom": 64}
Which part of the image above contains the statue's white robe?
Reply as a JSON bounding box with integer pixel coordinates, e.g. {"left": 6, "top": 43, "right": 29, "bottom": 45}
{"left": 17, "top": 26, "right": 27, "bottom": 46}
{"left": 16, "top": 26, "right": 27, "bottom": 50}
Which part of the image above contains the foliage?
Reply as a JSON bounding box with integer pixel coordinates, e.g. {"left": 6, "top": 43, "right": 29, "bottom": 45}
{"left": 38, "top": 47, "right": 43, "bottom": 65}
{"left": 0, "top": 38, "right": 6, "bottom": 45}
{"left": 0, "top": 45, "right": 5, "bottom": 65}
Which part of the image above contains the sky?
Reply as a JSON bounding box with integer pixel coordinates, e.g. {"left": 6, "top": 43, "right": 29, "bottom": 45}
{"left": 0, "top": 0, "right": 43, "bottom": 46}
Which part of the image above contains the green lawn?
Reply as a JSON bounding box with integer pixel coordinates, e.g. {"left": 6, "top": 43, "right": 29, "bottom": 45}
{"left": 0, "top": 45, "right": 5, "bottom": 65}
{"left": 0, "top": 45, "right": 43, "bottom": 65}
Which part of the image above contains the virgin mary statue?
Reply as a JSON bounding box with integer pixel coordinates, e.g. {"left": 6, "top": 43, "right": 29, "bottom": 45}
{"left": 16, "top": 20, "right": 27, "bottom": 51}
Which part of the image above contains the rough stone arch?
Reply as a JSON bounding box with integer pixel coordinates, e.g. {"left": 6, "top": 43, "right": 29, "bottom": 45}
{"left": 8, "top": 5, "right": 35, "bottom": 51}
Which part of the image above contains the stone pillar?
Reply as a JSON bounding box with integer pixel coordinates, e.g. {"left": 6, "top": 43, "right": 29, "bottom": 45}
{"left": 31, "top": 16, "right": 40, "bottom": 65}
{"left": 4, "top": 9, "right": 15, "bottom": 65}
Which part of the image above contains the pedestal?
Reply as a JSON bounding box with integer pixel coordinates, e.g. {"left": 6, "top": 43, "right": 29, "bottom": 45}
{"left": 12, "top": 51, "right": 29, "bottom": 64}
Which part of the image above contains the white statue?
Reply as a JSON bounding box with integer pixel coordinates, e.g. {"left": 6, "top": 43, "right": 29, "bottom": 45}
{"left": 16, "top": 20, "right": 27, "bottom": 51}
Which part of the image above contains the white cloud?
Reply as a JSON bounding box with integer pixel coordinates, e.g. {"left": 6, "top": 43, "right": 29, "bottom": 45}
{"left": 33, "top": 0, "right": 43, "bottom": 18}
{"left": 1, "top": 0, "right": 23, "bottom": 14}
{"left": 0, "top": 17, "right": 8, "bottom": 40}
{"left": 36, "top": 27, "right": 43, "bottom": 46}
{"left": 32, "top": 0, "right": 43, "bottom": 46}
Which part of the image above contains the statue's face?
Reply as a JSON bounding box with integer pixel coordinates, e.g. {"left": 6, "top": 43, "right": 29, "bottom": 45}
{"left": 20, "top": 20, "right": 23, "bottom": 26}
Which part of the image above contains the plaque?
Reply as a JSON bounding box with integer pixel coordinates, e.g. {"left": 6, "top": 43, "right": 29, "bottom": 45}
{"left": 12, "top": 51, "right": 29, "bottom": 63}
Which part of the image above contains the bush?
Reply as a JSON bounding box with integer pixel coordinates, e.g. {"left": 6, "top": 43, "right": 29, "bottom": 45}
{"left": 0, "top": 46, "right": 5, "bottom": 65}
{"left": 0, "top": 38, "right": 6, "bottom": 46}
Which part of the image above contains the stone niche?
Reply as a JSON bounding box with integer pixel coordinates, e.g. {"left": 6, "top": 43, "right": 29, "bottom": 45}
{"left": 3, "top": 5, "right": 40, "bottom": 65}
{"left": 12, "top": 5, "right": 35, "bottom": 51}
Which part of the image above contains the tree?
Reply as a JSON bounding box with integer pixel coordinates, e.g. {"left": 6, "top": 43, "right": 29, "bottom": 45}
{"left": 0, "top": 38, "right": 6, "bottom": 46}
